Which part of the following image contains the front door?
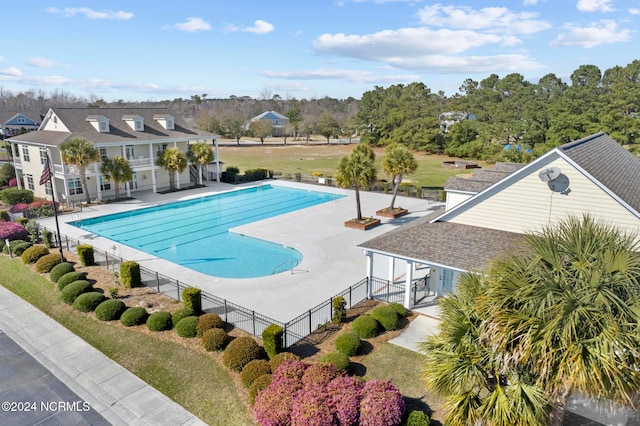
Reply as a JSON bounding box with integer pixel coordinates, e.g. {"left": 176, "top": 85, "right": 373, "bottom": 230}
{"left": 128, "top": 172, "right": 138, "bottom": 190}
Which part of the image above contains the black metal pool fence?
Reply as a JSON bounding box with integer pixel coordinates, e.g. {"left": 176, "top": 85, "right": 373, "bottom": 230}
{"left": 45, "top": 227, "right": 401, "bottom": 347}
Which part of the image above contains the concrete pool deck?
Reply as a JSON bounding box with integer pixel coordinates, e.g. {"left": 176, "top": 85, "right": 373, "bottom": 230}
{"left": 40, "top": 180, "right": 443, "bottom": 322}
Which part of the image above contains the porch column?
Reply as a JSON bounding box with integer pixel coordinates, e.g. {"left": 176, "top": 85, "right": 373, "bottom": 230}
{"left": 174, "top": 141, "right": 180, "bottom": 189}
{"left": 388, "top": 256, "right": 395, "bottom": 284}
{"left": 96, "top": 178, "right": 102, "bottom": 201}
{"left": 404, "top": 260, "right": 414, "bottom": 309}
{"left": 214, "top": 137, "right": 220, "bottom": 183}
{"left": 149, "top": 143, "right": 157, "bottom": 192}
{"left": 365, "top": 250, "right": 373, "bottom": 299}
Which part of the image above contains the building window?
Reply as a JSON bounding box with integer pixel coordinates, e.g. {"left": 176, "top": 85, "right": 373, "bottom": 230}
{"left": 22, "top": 145, "right": 30, "bottom": 162}
{"left": 167, "top": 118, "right": 174, "bottom": 129}
{"left": 39, "top": 148, "right": 48, "bottom": 165}
{"left": 99, "top": 147, "right": 108, "bottom": 162}
{"left": 45, "top": 181, "right": 52, "bottom": 196}
{"left": 99, "top": 175, "right": 111, "bottom": 191}
{"left": 135, "top": 120, "right": 143, "bottom": 131}
{"left": 68, "top": 178, "right": 83, "bottom": 196}
{"left": 26, "top": 174, "right": 34, "bottom": 190}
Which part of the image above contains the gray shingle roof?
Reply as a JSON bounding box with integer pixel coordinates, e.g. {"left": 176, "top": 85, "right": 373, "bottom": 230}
{"left": 9, "top": 107, "right": 215, "bottom": 146}
{"left": 445, "top": 162, "right": 525, "bottom": 193}
{"left": 559, "top": 132, "right": 640, "bottom": 213}
{"left": 359, "top": 209, "right": 525, "bottom": 271}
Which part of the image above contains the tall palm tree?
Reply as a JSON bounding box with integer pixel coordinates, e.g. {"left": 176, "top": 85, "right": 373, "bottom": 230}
{"left": 334, "top": 143, "right": 376, "bottom": 221}
{"left": 186, "top": 142, "right": 214, "bottom": 185}
{"left": 100, "top": 156, "right": 133, "bottom": 200}
{"left": 483, "top": 214, "right": 640, "bottom": 425}
{"left": 381, "top": 144, "right": 418, "bottom": 210}
{"left": 422, "top": 272, "right": 550, "bottom": 426}
{"left": 156, "top": 147, "right": 187, "bottom": 191}
{"left": 60, "top": 137, "right": 99, "bottom": 204}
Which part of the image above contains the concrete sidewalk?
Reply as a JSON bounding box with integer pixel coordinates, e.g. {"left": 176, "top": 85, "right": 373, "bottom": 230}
{"left": 0, "top": 285, "right": 207, "bottom": 426}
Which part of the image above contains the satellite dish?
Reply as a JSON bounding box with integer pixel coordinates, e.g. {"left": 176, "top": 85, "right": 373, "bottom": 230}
{"left": 538, "top": 167, "right": 561, "bottom": 182}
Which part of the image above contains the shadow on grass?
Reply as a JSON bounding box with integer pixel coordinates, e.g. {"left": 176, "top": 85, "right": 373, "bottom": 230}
{"left": 403, "top": 396, "right": 440, "bottom": 425}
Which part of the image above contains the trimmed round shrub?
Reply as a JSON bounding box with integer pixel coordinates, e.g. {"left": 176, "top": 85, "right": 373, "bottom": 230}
{"left": 21, "top": 245, "right": 49, "bottom": 264}
{"left": 240, "top": 359, "right": 272, "bottom": 388}
{"left": 371, "top": 305, "right": 400, "bottom": 331}
{"left": 73, "top": 292, "right": 107, "bottom": 312}
{"left": 271, "top": 360, "right": 309, "bottom": 383}
{"left": 11, "top": 241, "right": 33, "bottom": 256}
{"left": 61, "top": 280, "right": 94, "bottom": 304}
{"left": 50, "top": 262, "right": 75, "bottom": 283}
{"left": 335, "top": 332, "right": 362, "bottom": 357}
{"left": 175, "top": 316, "right": 198, "bottom": 338}
{"left": 147, "top": 311, "right": 173, "bottom": 331}
{"left": 359, "top": 380, "right": 405, "bottom": 426}
{"left": 388, "top": 302, "right": 410, "bottom": 318}
{"left": 269, "top": 352, "right": 301, "bottom": 371}
{"left": 320, "top": 352, "right": 350, "bottom": 371}
{"left": 95, "top": 299, "right": 126, "bottom": 321}
{"left": 120, "top": 307, "right": 149, "bottom": 326}
{"left": 76, "top": 244, "right": 95, "bottom": 266}
{"left": 254, "top": 361, "right": 309, "bottom": 426}
{"left": 57, "top": 271, "right": 89, "bottom": 291}
{"left": 249, "top": 374, "right": 272, "bottom": 405}
{"left": 352, "top": 314, "right": 380, "bottom": 338}
{"left": 301, "top": 362, "right": 344, "bottom": 389}
{"left": 406, "top": 410, "right": 430, "bottom": 426}
{"left": 195, "top": 313, "right": 224, "bottom": 337}
{"left": 291, "top": 384, "right": 335, "bottom": 426}
{"left": 201, "top": 328, "right": 227, "bottom": 351}
{"left": 222, "top": 336, "right": 262, "bottom": 371}
{"left": 35, "top": 253, "right": 62, "bottom": 273}
{"left": 262, "top": 323, "right": 284, "bottom": 360}
{"left": 0, "top": 187, "right": 33, "bottom": 205}
{"left": 171, "top": 307, "right": 195, "bottom": 327}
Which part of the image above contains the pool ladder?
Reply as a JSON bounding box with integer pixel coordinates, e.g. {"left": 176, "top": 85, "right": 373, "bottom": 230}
{"left": 272, "top": 259, "right": 299, "bottom": 275}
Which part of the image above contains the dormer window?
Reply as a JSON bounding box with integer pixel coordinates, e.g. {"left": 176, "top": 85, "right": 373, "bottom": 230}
{"left": 86, "top": 115, "right": 110, "bottom": 133}
{"left": 154, "top": 114, "right": 175, "bottom": 130}
{"left": 123, "top": 115, "right": 144, "bottom": 132}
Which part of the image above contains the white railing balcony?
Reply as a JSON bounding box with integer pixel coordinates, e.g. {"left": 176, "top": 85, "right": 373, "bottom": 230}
{"left": 13, "top": 157, "right": 21, "bottom": 167}
{"left": 128, "top": 157, "right": 153, "bottom": 168}
{"left": 54, "top": 163, "right": 101, "bottom": 175}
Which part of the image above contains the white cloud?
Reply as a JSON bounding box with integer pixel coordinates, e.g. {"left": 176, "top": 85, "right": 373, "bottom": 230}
{"left": 261, "top": 68, "right": 420, "bottom": 84}
{"left": 313, "top": 28, "right": 502, "bottom": 59}
{"left": 27, "top": 57, "right": 57, "bottom": 68}
{"left": 416, "top": 4, "right": 550, "bottom": 34}
{"left": 0, "top": 67, "right": 22, "bottom": 77}
{"left": 243, "top": 20, "right": 274, "bottom": 34}
{"left": 175, "top": 17, "right": 212, "bottom": 32}
{"left": 629, "top": 8, "right": 640, "bottom": 15}
{"left": 523, "top": 0, "right": 542, "bottom": 5}
{"left": 577, "top": 0, "right": 614, "bottom": 12}
{"left": 550, "top": 20, "right": 632, "bottom": 48}
{"left": 46, "top": 7, "right": 133, "bottom": 20}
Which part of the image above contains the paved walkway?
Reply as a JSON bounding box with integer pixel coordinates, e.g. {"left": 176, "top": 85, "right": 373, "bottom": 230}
{"left": 0, "top": 285, "right": 206, "bottom": 426}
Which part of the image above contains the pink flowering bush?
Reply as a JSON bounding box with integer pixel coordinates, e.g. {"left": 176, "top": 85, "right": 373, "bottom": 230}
{"left": 301, "top": 362, "right": 344, "bottom": 389}
{"left": 8, "top": 178, "right": 17, "bottom": 187}
{"left": 0, "top": 221, "right": 28, "bottom": 241}
{"left": 291, "top": 385, "right": 336, "bottom": 426}
{"left": 254, "top": 361, "right": 308, "bottom": 426}
{"left": 326, "top": 376, "right": 364, "bottom": 426}
{"left": 359, "top": 380, "right": 405, "bottom": 426}
{"left": 271, "top": 360, "right": 309, "bottom": 382}
{"left": 9, "top": 203, "right": 29, "bottom": 214}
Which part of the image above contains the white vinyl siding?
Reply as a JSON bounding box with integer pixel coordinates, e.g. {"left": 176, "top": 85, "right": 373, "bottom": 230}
{"left": 445, "top": 192, "right": 473, "bottom": 211}
{"left": 448, "top": 156, "right": 640, "bottom": 237}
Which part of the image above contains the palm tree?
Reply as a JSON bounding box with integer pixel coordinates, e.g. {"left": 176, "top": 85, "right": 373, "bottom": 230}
{"left": 334, "top": 143, "right": 376, "bottom": 221}
{"left": 100, "top": 156, "right": 133, "bottom": 200}
{"left": 60, "top": 137, "right": 99, "bottom": 204}
{"left": 381, "top": 144, "right": 418, "bottom": 210}
{"left": 156, "top": 147, "right": 187, "bottom": 191}
{"left": 483, "top": 214, "right": 640, "bottom": 425}
{"left": 422, "top": 272, "right": 550, "bottom": 426}
{"left": 186, "top": 142, "right": 214, "bottom": 186}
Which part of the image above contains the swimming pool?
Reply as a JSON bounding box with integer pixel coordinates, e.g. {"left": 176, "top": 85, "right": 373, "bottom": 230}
{"left": 71, "top": 185, "right": 344, "bottom": 278}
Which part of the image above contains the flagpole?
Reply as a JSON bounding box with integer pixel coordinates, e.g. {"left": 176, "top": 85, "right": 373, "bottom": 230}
{"left": 44, "top": 153, "right": 65, "bottom": 262}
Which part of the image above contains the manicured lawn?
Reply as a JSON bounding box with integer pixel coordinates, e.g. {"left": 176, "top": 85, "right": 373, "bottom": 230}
{"left": 0, "top": 256, "right": 254, "bottom": 426}
{"left": 218, "top": 141, "right": 489, "bottom": 188}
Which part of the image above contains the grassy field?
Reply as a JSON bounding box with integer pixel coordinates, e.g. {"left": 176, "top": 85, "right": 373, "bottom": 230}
{"left": 218, "top": 140, "right": 489, "bottom": 189}
{"left": 0, "top": 254, "right": 446, "bottom": 425}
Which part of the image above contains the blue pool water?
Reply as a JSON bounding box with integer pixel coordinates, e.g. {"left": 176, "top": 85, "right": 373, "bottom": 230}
{"left": 71, "top": 185, "right": 344, "bottom": 278}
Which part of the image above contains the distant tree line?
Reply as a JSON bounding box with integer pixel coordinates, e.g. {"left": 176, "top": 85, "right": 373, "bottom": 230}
{"left": 1, "top": 59, "right": 638, "bottom": 160}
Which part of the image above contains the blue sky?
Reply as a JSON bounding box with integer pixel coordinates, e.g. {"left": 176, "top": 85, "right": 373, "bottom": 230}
{"left": 2, "top": 1, "right": 638, "bottom": 102}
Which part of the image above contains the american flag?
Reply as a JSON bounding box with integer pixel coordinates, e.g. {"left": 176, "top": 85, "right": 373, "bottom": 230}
{"left": 40, "top": 156, "right": 52, "bottom": 185}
